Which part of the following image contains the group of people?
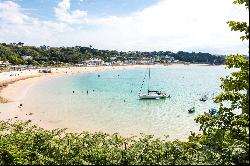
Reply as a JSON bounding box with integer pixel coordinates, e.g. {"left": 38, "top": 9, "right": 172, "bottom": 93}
{"left": 73, "top": 90, "right": 95, "bottom": 94}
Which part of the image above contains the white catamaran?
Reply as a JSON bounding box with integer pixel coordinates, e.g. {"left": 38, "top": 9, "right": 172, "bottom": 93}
{"left": 139, "top": 68, "right": 167, "bottom": 99}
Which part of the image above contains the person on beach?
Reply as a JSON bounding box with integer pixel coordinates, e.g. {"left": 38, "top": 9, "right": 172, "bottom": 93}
{"left": 18, "top": 103, "right": 23, "bottom": 109}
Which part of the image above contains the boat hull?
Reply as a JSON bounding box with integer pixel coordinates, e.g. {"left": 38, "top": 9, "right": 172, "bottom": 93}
{"left": 139, "top": 94, "right": 166, "bottom": 99}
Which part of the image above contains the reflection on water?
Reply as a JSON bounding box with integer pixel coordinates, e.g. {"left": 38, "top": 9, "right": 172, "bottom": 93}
{"left": 22, "top": 65, "right": 233, "bottom": 140}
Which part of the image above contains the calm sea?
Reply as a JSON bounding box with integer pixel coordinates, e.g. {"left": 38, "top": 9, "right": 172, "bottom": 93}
{"left": 22, "top": 65, "right": 233, "bottom": 140}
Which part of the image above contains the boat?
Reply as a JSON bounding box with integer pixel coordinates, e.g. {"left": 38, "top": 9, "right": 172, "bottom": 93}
{"left": 139, "top": 90, "right": 167, "bottom": 99}
{"left": 188, "top": 106, "right": 195, "bottom": 113}
{"left": 188, "top": 102, "right": 196, "bottom": 113}
{"left": 209, "top": 107, "right": 218, "bottom": 116}
{"left": 139, "top": 68, "right": 167, "bottom": 99}
{"left": 199, "top": 94, "right": 208, "bottom": 102}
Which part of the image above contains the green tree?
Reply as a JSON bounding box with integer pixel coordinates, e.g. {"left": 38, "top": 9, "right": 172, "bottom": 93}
{"left": 0, "top": 45, "right": 24, "bottom": 64}
{"left": 193, "top": 0, "right": 249, "bottom": 164}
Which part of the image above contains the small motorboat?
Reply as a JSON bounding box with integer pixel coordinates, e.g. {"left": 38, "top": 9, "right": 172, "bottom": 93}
{"left": 209, "top": 107, "right": 218, "bottom": 116}
{"left": 199, "top": 95, "right": 208, "bottom": 102}
{"left": 188, "top": 107, "right": 195, "bottom": 113}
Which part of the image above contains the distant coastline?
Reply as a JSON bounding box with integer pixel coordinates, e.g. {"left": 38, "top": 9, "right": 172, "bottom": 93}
{"left": 0, "top": 43, "right": 226, "bottom": 71}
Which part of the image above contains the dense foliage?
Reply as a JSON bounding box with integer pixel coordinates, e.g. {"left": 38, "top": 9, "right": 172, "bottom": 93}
{"left": 0, "top": 120, "right": 246, "bottom": 165}
{"left": 192, "top": 54, "right": 249, "bottom": 164}
{"left": 193, "top": 0, "right": 249, "bottom": 164}
{"left": 0, "top": 43, "right": 225, "bottom": 66}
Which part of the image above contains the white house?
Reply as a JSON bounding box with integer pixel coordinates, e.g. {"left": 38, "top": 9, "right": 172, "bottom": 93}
{"left": 21, "top": 55, "right": 33, "bottom": 60}
{"left": 83, "top": 58, "right": 104, "bottom": 66}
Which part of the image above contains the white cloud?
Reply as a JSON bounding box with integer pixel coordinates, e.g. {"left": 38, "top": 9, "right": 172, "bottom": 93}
{"left": 0, "top": 0, "right": 72, "bottom": 45}
{"left": 0, "top": 0, "right": 248, "bottom": 55}
{"left": 54, "top": 0, "right": 87, "bottom": 24}
{"left": 85, "top": 0, "right": 249, "bottom": 54}
{"left": 0, "top": 1, "right": 30, "bottom": 24}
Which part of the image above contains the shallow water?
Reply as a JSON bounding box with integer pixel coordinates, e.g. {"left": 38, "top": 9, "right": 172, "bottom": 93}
{"left": 22, "top": 65, "right": 233, "bottom": 140}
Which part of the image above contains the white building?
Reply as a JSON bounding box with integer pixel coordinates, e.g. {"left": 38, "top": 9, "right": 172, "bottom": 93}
{"left": 0, "top": 61, "right": 10, "bottom": 67}
{"left": 83, "top": 58, "right": 104, "bottom": 66}
{"left": 21, "top": 55, "right": 33, "bottom": 60}
{"left": 75, "top": 64, "right": 85, "bottom": 67}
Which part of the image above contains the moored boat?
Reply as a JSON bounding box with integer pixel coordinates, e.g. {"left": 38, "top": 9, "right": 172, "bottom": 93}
{"left": 139, "top": 90, "right": 167, "bottom": 99}
{"left": 209, "top": 107, "right": 218, "bottom": 115}
{"left": 139, "top": 68, "right": 169, "bottom": 100}
{"left": 199, "top": 94, "right": 208, "bottom": 102}
{"left": 188, "top": 106, "right": 195, "bottom": 113}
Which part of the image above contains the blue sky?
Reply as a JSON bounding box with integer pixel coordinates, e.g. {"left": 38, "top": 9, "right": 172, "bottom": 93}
{"left": 0, "top": 0, "right": 249, "bottom": 54}
{"left": 12, "top": 0, "right": 159, "bottom": 20}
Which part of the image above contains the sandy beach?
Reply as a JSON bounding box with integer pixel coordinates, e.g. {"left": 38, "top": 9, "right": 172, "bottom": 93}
{"left": 0, "top": 65, "right": 164, "bottom": 128}
{"left": 0, "top": 63, "right": 210, "bottom": 133}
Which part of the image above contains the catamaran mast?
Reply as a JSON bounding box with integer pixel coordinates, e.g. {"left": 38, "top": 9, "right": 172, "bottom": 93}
{"left": 148, "top": 67, "right": 150, "bottom": 93}
{"left": 149, "top": 67, "right": 150, "bottom": 79}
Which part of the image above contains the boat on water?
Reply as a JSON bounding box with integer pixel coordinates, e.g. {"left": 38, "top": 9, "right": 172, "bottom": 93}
{"left": 199, "top": 94, "right": 208, "bottom": 102}
{"left": 188, "top": 106, "right": 195, "bottom": 113}
{"left": 139, "top": 68, "right": 168, "bottom": 99}
{"left": 204, "top": 107, "right": 218, "bottom": 116}
{"left": 209, "top": 107, "right": 218, "bottom": 115}
{"left": 188, "top": 102, "right": 196, "bottom": 113}
{"left": 139, "top": 90, "right": 167, "bottom": 99}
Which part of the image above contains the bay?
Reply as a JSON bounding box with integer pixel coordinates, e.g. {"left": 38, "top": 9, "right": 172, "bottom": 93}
{"left": 22, "top": 65, "right": 233, "bottom": 140}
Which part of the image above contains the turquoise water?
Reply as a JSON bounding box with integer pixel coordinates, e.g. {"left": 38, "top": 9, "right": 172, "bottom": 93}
{"left": 22, "top": 65, "right": 233, "bottom": 140}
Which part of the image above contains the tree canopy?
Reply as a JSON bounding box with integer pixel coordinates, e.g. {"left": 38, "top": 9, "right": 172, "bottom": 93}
{"left": 193, "top": 0, "right": 249, "bottom": 164}
{"left": 0, "top": 43, "right": 226, "bottom": 66}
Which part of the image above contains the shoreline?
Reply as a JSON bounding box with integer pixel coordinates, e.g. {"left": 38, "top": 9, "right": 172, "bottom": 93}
{"left": 0, "top": 63, "right": 213, "bottom": 102}
{"left": 0, "top": 63, "right": 215, "bottom": 139}
{"left": 0, "top": 64, "right": 161, "bottom": 119}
